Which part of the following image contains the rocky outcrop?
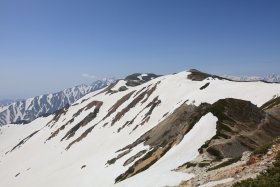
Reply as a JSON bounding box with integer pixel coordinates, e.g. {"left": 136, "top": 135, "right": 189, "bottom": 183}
{"left": 175, "top": 97, "right": 280, "bottom": 186}
{"left": 114, "top": 97, "right": 280, "bottom": 183}
{"left": 187, "top": 69, "right": 226, "bottom": 81}
{"left": 8, "top": 130, "right": 40, "bottom": 153}
{"left": 176, "top": 139, "right": 280, "bottom": 187}
{"left": 125, "top": 73, "right": 160, "bottom": 87}
{"left": 200, "top": 98, "right": 280, "bottom": 159}
{"left": 114, "top": 102, "right": 210, "bottom": 183}
{"left": 111, "top": 84, "right": 159, "bottom": 126}
{"left": 61, "top": 101, "right": 103, "bottom": 141}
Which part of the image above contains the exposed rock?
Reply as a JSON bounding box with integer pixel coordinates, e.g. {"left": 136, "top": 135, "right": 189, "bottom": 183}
{"left": 134, "top": 86, "right": 147, "bottom": 96}
{"left": 123, "top": 150, "right": 147, "bottom": 166}
{"left": 66, "top": 124, "right": 96, "bottom": 150}
{"left": 61, "top": 101, "right": 103, "bottom": 141}
{"left": 45, "top": 118, "right": 73, "bottom": 142}
{"left": 200, "top": 98, "right": 280, "bottom": 159}
{"left": 127, "top": 96, "right": 161, "bottom": 133}
{"left": 200, "top": 82, "right": 210, "bottom": 90}
{"left": 103, "top": 91, "right": 135, "bottom": 121}
{"left": 124, "top": 73, "right": 160, "bottom": 87}
{"left": 9, "top": 130, "right": 40, "bottom": 153}
{"left": 118, "top": 86, "right": 128, "bottom": 92}
{"left": 176, "top": 140, "right": 280, "bottom": 187}
{"left": 114, "top": 102, "right": 210, "bottom": 182}
{"left": 261, "top": 96, "right": 280, "bottom": 110}
{"left": 187, "top": 69, "right": 226, "bottom": 81}
{"left": 115, "top": 142, "right": 174, "bottom": 183}
{"left": 47, "top": 105, "right": 70, "bottom": 127}
{"left": 107, "top": 150, "right": 131, "bottom": 165}
{"left": 111, "top": 84, "right": 158, "bottom": 126}
{"left": 46, "top": 101, "right": 103, "bottom": 142}
{"left": 15, "top": 173, "right": 20, "bottom": 177}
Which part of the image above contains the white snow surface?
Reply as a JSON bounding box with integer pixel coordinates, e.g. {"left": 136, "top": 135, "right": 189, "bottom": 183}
{"left": 0, "top": 70, "right": 280, "bottom": 187}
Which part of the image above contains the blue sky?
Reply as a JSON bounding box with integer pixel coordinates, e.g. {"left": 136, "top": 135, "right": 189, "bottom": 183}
{"left": 0, "top": 0, "right": 280, "bottom": 99}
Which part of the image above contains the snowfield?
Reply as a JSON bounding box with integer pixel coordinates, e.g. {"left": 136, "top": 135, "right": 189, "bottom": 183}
{"left": 0, "top": 70, "right": 280, "bottom": 187}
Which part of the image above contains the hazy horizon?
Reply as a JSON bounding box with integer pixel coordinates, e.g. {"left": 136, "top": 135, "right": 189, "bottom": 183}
{"left": 1, "top": 0, "right": 280, "bottom": 99}
{"left": 1, "top": 69, "right": 280, "bottom": 100}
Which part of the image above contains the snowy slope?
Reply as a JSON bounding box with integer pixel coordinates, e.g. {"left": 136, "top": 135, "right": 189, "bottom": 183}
{"left": 0, "top": 79, "right": 115, "bottom": 126}
{"left": 0, "top": 70, "right": 280, "bottom": 187}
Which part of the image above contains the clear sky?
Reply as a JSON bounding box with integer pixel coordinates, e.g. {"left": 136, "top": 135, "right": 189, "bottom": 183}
{"left": 0, "top": 0, "right": 280, "bottom": 99}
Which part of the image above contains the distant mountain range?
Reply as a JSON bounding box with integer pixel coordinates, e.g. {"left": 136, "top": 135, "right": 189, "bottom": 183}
{"left": 223, "top": 74, "right": 280, "bottom": 83}
{"left": 0, "top": 74, "right": 159, "bottom": 127}
{"left": 0, "top": 78, "right": 115, "bottom": 126}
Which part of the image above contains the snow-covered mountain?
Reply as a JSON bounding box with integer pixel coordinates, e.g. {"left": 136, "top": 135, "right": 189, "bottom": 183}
{"left": 0, "top": 69, "right": 280, "bottom": 187}
{"left": 0, "top": 78, "right": 115, "bottom": 126}
{"left": 91, "top": 78, "right": 116, "bottom": 90}
{"left": 224, "top": 74, "right": 280, "bottom": 83}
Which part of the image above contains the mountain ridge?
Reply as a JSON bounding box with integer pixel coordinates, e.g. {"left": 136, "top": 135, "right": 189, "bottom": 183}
{"left": 0, "top": 69, "right": 280, "bottom": 187}
{"left": 0, "top": 78, "right": 115, "bottom": 126}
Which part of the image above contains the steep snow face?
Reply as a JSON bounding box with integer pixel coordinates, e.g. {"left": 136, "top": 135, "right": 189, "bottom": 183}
{"left": 0, "top": 79, "right": 115, "bottom": 126}
{"left": 0, "top": 70, "right": 280, "bottom": 187}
